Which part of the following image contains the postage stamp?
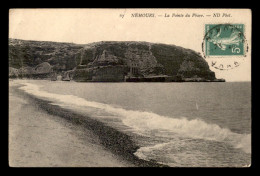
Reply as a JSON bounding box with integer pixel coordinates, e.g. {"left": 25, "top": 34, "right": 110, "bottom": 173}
{"left": 202, "top": 24, "right": 248, "bottom": 70}
{"left": 204, "top": 24, "right": 246, "bottom": 57}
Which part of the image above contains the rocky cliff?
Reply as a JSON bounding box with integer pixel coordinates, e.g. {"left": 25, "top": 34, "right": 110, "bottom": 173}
{"left": 9, "top": 39, "right": 216, "bottom": 81}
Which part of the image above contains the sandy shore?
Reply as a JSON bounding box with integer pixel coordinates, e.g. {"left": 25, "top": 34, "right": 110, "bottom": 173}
{"left": 9, "top": 82, "right": 134, "bottom": 167}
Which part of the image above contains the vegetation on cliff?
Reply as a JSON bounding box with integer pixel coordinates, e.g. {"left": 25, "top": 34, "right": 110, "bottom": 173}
{"left": 9, "top": 39, "right": 217, "bottom": 81}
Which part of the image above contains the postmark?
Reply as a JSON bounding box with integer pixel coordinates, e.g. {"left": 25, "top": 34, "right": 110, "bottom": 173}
{"left": 202, "top": 24, "right": 248, "bottom": 70}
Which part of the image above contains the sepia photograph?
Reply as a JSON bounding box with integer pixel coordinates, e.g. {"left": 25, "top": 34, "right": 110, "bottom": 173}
{"left": 8, "top": 8, "right": 251, "bottom": 167}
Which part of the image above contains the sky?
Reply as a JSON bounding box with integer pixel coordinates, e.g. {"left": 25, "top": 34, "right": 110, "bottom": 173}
{"left": 9, "top": 9, "right": 251, "bottom": 82}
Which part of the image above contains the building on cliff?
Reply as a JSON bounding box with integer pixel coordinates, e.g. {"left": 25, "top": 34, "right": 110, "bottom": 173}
{"left": 129, "top": 63, "right": 140, "bottom": 76}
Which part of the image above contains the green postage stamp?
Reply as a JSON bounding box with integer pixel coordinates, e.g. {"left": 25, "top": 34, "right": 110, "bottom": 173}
{"left": 204, "top": 24, "right": 246, "bottom": 57}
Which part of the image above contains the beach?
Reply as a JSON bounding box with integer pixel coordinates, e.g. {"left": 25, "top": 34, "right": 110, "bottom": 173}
{"left": 8, "top": 80, "right": 251, "bottom": 167}
{"left": 9, "top": 81, "right": 134, "bottom": 167}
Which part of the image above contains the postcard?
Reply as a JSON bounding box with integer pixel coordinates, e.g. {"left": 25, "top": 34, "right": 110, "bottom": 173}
{"left": 9, "top": 8, "right": 251, "bottom": 167}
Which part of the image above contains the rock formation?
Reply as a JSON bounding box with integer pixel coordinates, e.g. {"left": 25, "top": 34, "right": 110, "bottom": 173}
{"left": 9, "top": 39, "right": 217, "bottom": 81}
{"left": 34, "top": 62, "right": 53, "bottom": 74}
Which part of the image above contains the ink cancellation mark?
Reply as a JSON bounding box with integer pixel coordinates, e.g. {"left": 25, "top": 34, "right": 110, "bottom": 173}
{"left": 202, "top": 24, "right": 248, "bottom": 70}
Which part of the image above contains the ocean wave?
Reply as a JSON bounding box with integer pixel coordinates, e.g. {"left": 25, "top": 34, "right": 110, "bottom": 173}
{"left": 19, "top": 82, "right": 251, "bottom": 154}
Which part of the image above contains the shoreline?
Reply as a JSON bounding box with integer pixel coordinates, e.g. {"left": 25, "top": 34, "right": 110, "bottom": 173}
{"left": 9, "top": 82, "right": 167, "bottom": 167}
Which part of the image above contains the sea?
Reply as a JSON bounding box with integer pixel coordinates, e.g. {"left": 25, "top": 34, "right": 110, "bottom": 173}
{"left": 15, "top": 80, "right": 251, "bottom": 167}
